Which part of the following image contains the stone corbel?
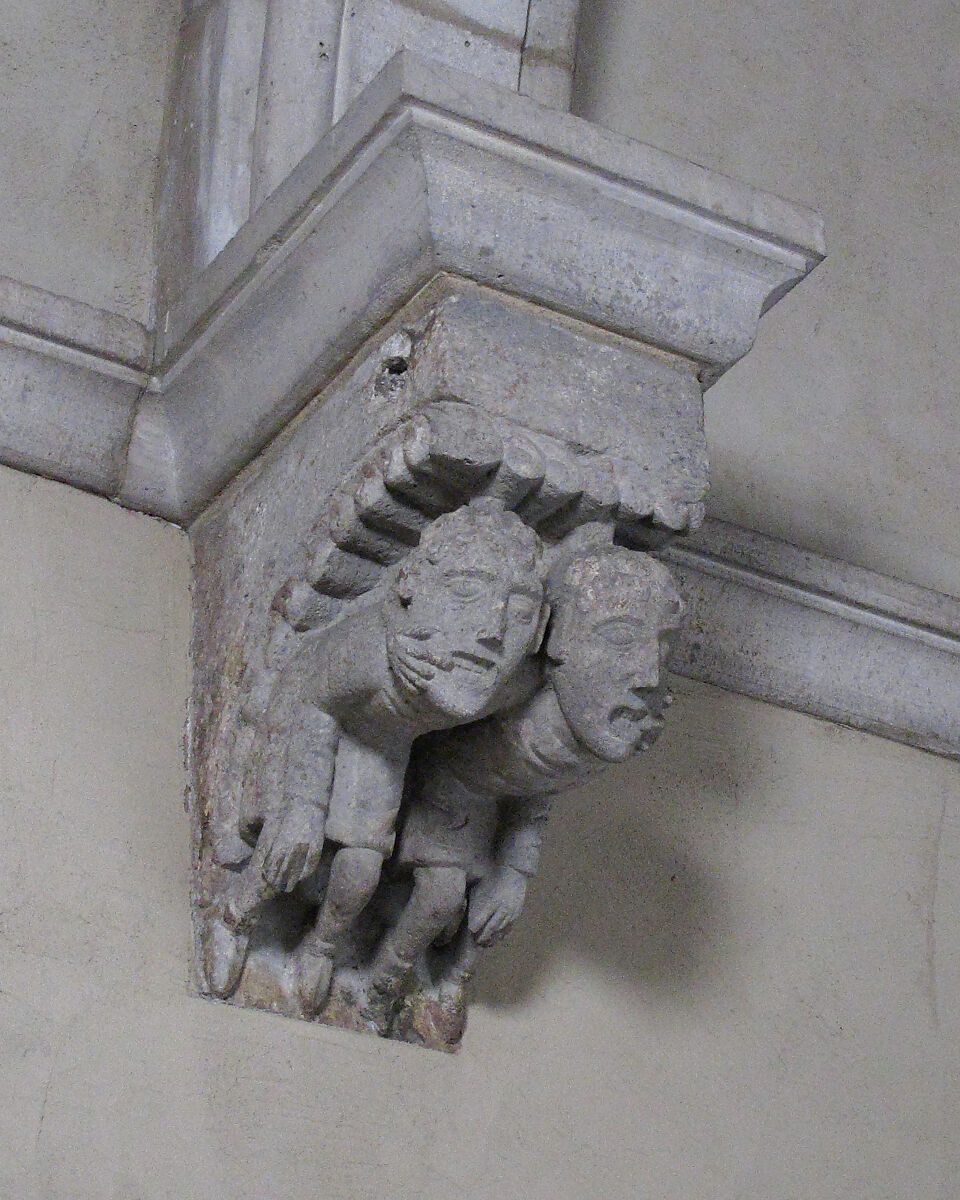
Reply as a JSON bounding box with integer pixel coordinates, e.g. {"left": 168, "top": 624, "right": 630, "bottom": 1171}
{"left": 148, "top": 19, "right": 825, "bottom": 1050}
{"left": 189, "top": 177, "right": 819, "bottom": 1045}
{"left": 194, "top": 363, "right": 699, "bottom": 1046}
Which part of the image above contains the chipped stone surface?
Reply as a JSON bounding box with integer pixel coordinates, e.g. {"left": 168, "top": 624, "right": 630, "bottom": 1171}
{"left": 189, "top": 289, "right": 703, "bottom": 1044}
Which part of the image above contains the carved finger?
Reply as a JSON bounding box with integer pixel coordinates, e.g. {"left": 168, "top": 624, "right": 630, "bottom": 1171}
{"left": 302, "top": 840, "right": 325, "bottom": 880}
{"left": 395, "top": 661, "right": 432, "bottom": 692}
{"left": 262, "top": 851, "right": 285, "bottom": 891}
{"left": 393, "top": 635, "right": 453, "bottom": 673}
{"left": 283, "top": 843, "right": 309, "bottom": 890}
{"left": 468, "top": 902, "right": 494, "bottom": 938}
{"left": 487, "top": 912, "right": 509, "bottom": 942}
{"left": 474, "top": 916, "right": 500, "bottom": 947}
{"left": 393, "top": 664, "right": 424, "bottom": 692}
{"left": 396, "top": 652, "right": 435, "bottom": 681}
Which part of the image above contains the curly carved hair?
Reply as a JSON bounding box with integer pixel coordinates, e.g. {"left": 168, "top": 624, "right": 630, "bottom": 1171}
{"left": 545, "top": 543, "right": 684, "bottom": 658}
{"left": 395, "top": 499, "right": 543, "bottom": 602}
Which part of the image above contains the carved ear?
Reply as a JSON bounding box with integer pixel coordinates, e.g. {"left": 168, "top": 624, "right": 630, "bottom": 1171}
{"left": 534, "top": 600, "right": 551, "bottom": 651}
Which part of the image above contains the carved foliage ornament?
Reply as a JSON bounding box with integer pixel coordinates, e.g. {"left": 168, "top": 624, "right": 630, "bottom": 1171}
{"left": 198, "top": 400, "right": 689, "bottom": 1049}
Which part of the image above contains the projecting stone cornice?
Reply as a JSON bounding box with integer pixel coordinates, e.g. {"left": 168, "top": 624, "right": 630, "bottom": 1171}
{"left": 0, "top": 52, "right": 821, "bottom": 524}
{"left": 126, "top": 52, "right": 821, "bottom": 522}
{"left": 153, "top": 50, "right": 824, "bottom": 379}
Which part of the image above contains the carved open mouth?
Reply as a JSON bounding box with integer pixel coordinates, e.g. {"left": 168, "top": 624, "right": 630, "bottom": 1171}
{"left": 610, "top": 705, "right": 650, "bottom": 723}
{"left": 609, "top": 705, "right": 662, "bottom": 737}
{"left": 450, "top": 651, "right": 497, "bottom": 675}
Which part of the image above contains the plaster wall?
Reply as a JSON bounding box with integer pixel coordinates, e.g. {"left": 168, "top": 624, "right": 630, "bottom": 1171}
{"left": 574, "top": 0, "right": 960, "bottom": 599}
{"left": 1, "top": 466, "right": 957, "bottom": 1199}
{"left": 0, "top": 0, "right": 179, "bottom": 324}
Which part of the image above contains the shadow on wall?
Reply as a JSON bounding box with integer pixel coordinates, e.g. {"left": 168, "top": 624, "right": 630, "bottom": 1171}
{"left": 473, "top": 682, "right": 768, "bottom": 1011}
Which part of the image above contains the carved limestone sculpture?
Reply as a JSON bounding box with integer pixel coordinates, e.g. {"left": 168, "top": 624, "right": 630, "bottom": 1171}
{"left": 373, "top": 534, "right": 685, "bottom": 1048}
{"left": 187, "top": 236, "right": 819, "bottom": 1046}
{"left": 196, "top": 418, "right": 687, "bottom": 1046}
{"left": 200, "top": 499, "right": 549, "bottom": 1012}
{"left": 191, "top": 353, "right": 703, "bottom": 1044}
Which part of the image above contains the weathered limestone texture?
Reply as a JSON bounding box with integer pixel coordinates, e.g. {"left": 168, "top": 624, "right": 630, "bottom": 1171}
{"left": 173, "top": 32, "right": 823, "bottom": 1045}
{"left": 385, "top": 542, "right": 683, "bottom": 1047}
{"left": 191, "top": 281, "right": 706, "bottom": 1046}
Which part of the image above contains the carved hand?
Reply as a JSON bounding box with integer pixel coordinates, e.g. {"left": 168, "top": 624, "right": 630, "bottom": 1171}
{"left": 387, "top": 630, "right": 450, "bottom": 694}
{"left": 468, "top": 865, "right": 528, "bottom": 947}
{"left": 259, "top": 801, "right": 326, "bottom": 892}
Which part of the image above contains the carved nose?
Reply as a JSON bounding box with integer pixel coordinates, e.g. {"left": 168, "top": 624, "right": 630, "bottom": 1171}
{"left": 629, "top": 655, "right": 661, "bottom": 691}
{"left": 476, "top": 599, "right": 508, "bottom": 649}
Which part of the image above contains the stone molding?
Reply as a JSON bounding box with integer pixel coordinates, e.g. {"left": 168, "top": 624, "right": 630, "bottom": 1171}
{"left": 664, "top": 520, "right": 960, "bottom": 762}
{"left": 0, "top": 277, "right": 150, "bottom": 495}
{"left": 0, "top": 54, "right": 824, "bottom": 525}
{"left": 0, "top": 274, "right": 152, "bottom": 376}
{"left": 123, "top": 53, "right": 823, "bottom": 524}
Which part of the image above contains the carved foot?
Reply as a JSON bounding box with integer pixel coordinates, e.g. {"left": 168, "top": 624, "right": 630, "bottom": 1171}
{"left": 295, "top": 946, "right": 335, "bottom": 1016}
{"left": 393, "top": 984, "right": 468, "bottom": 1052}
{"left": 200, "top": 903, "right": 249, "bottom": 998}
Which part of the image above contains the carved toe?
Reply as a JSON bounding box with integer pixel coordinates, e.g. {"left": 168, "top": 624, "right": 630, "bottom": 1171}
{"left": 296, "top": 950, "right": 334, "bottom": 1016}
{"left": 200, "top": 909, "right": 248, "bottom": 998}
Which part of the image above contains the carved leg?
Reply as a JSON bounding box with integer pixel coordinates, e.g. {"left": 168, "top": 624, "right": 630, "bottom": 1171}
{"left": 392, "top": 919, "right": 480, "bottom": 1050}
{"left": 296, "top": 846, "right": 383, "bottom": 1015}
{"left": 440, "top": 921, "right": 482, "bottom": 1000}
{"left": 364, "top": 867, "right": 467, "bottom": 1031}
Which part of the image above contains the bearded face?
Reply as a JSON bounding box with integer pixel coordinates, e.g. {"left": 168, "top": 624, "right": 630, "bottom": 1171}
{"left": 385, "top": 506, "right": 547, "bottom": 724}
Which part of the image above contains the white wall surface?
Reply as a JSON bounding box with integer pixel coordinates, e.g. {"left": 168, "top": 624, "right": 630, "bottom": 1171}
{"left": 575, "top": 0, "right": 960, "bottom": 599}
{"left": 0, "top": 0, "right": 179, "bottom": 324}
{"left": 0, "top": 466, "right": 957, "bottom": 1199}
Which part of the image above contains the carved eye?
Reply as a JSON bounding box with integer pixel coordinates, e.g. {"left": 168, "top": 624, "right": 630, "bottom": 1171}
{"left": 594, "top": 617, "right": 643, "bottom": 646}
{"left": 512, "top": 596, "right": 537, "bottom": 622}
{"left": 446, "top": 572, "right": 486, "bottom": 600}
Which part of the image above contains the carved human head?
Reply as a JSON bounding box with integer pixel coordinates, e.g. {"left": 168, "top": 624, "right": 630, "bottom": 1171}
{"left": 387, "top": 499, "right": 548, "bottom": 721}
{"left": 545, "top": 545, "right": 684, "bottom": 761}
